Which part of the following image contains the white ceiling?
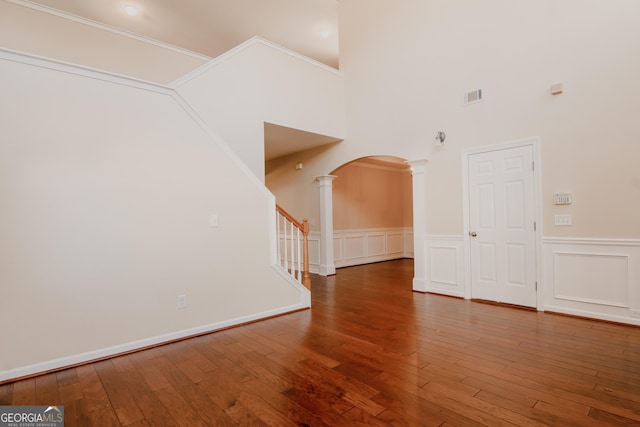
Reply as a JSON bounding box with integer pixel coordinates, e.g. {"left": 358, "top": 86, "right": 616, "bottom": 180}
{"left": 25, "top": 0, "right": 341, "bottom": 161}
{"left": 264, "top": 123, "right": 342, "bottom": 160}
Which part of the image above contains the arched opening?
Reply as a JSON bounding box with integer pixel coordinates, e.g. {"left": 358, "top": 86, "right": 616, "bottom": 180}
{"left": 329, "top": 155, "right": 414, "bottom": 271}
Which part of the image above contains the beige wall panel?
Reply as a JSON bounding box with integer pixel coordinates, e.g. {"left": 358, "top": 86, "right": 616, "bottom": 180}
{"left": 0, "top": 57, "right": 301, "bottom": 378}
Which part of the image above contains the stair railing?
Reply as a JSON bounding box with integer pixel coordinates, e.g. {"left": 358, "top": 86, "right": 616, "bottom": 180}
{"left": 276, "top": 204, "right": 310, "bottom": 290}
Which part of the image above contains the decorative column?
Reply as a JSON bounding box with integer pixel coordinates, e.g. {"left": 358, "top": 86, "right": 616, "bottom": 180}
{"left": 407, "top": 159, "right": 428, "bottom": 292}
{"left": 315, "top": 175, "right": 337, "bottom": 276}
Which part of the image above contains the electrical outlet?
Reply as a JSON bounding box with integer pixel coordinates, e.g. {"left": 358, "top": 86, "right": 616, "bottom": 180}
{"left": 177, "top": 294, "right": 187, "bottom": 309}
{"left": 555, "top": 214, "right": 572, "bottom": 226}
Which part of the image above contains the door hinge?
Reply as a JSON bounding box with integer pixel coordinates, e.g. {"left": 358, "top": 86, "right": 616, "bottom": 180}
{"left": 534, "top": 221, "right": 537, "bottom": 231}
{"left": 535, "top": 281, "right": 538, "bottom": 291}
{"left": 532, "top": 161, "right": 535, "bottom": 171}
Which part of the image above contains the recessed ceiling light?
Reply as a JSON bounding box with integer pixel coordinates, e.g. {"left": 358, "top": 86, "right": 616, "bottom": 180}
{"left": 319, "top": 28, "right": 331, "bottom": 38}
{"left": 123, "top": 5, "right": 139, "bottom": 16}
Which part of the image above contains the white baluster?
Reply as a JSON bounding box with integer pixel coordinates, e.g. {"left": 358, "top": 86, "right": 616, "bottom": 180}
{"left": 283, "top": 214, "right": 287, "bottom": 271}
{"left": 296, "top": 227, "right": 302, "bottom": 282}
{"left": 276, "top": 212, "right": 281, "bottom": 266}
{"left": 290, "top": 221, "right": 295, "bottom": 275}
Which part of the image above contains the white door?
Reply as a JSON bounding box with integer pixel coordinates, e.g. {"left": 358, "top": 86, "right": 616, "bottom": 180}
{"left": 468, "top": 145, "right": 537, "bottom": 307}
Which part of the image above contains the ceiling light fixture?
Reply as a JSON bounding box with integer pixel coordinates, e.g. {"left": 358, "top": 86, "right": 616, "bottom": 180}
{"left": 319, "top": 28, "right": 331, "bottom": 39}
{"left": 123, "top": 5, "right": 139, "bottom": 16}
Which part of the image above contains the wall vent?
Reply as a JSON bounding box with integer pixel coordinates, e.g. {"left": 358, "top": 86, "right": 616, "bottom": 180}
{"left": 464, "top": 89, "right": 483, "bottom": 105}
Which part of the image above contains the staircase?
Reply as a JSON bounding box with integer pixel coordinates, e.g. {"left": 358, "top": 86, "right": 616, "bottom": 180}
{"left": 275, "top": 205, "right": 311, "bottom": 290}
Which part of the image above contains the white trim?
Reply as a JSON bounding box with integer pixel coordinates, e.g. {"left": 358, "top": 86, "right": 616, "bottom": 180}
{"left": 333, "top": 227, "right": 413, "bottom": 268}
{"left": 543, "top": 306, "right": 640, "bottom": 326}
{"left": 0, "top": 47, "right": 172, "bottom": 93}
{"left": 170, "top": 36, "right": 343, "bottom": 88}
{"left": 0, "top": 301, "right": 308, "bottom": 383}
{"left": 316, "top": 175, "right": 337, "bottom": 276}
{"left": 408, "top": 159, "right": 429, "bottom": 292}
{"left": 543, "top": 237, "right": 640, "bottom": 247}
{"left": 425, "top": 235, "right": 465, "bottom": 241}
{"left": 308, "top": 232, "right": 321, "bottom": 274}
{"left": 7, "top": 0, "right": 211, "bottom": 61}
{"left": 348, "top": 160, "right": 412, "bottom": 173}
{"left": 170, "top": 93, "right": 272, "bottom": 199}
{"left": 461, "top": 137, "right": 544, "bottom": 307}
{"left": 272, "top": 265, "right": 311, "bottom": 307}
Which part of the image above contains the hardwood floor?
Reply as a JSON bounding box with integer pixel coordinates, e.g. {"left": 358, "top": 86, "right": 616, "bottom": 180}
{"left": 2, "top": 259, "right": 640, "bottom": 426}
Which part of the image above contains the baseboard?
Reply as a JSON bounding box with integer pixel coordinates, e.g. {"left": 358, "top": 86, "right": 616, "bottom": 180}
{"left": 0, "top": 302, "right": 308, "bottom": 384}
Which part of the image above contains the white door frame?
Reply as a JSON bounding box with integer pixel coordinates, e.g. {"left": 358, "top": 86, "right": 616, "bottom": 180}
{"left": 461, "top": 137, "right": 544, "bottom": 310}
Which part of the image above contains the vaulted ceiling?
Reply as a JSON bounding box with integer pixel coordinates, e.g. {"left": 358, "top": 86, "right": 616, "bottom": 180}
{"left": 26, "top": 0, "right": 339, "bottom": 68}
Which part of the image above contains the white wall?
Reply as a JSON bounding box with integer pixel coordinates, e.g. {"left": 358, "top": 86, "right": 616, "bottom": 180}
{"left": 0, "top": 51, "right": 307, "bottom": 381}
{"left": 266, "top": 0, "right": 640, "bottom": 324}
{"left": 175, "top": 38, "right": 346, "bottom": 181}
{"left": 335, "top": 0, "right": 640, "bottom": 239}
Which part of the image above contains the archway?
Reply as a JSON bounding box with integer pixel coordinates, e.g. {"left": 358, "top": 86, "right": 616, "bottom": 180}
{"left": 329, "top": 156, "right": 414, "bottom": 271}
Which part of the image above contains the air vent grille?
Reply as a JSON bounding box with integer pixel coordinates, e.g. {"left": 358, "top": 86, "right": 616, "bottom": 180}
{"left": 464, "top": 89, "right": 483, "bottom": 104}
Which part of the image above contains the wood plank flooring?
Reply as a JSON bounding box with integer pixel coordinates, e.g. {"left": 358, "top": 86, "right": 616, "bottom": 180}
{"left": 2, "top": 259, "right": 640, "bottom": 426}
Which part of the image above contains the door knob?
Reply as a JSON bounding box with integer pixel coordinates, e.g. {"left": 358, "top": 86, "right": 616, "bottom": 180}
{"left": 469, "top": 231, "right": 477, "bottom": 237}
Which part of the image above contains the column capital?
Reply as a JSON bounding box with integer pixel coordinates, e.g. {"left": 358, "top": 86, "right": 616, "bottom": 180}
{"left": 406, "top": 159, "right": 429, "bottom": 175}
{"left": 315, "top": 175, "right": 338, "bottom": 184}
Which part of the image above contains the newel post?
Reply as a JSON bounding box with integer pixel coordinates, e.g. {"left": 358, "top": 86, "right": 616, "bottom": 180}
{"left": 302, "top": 219, "right": 311, "bottom": 289}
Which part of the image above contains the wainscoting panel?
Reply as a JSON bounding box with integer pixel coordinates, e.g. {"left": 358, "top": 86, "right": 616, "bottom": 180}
{"left": 425, "top": 236, "right": 466, "bottom": 297}
{"left": 334, "top": 228, "right": 414, "bottom": 268}
{"left": 543, "top": 238, "right": 640, "bottom": 325}
{"left": 308, "top": 233, "right": 321, "bottom": 274}
{"left": 554, "top": 252, "right": 628, "bottom": 307}
{"left": 345, "top": 235, "right": 367, "bottom": 260}
{"left": 404, "top": 231, "right": 414, "bottom": 258}
{"left": 387, "top": 233, "right": 404, "bottom": 255}
{"left": 367, "top": 234, "right": 386, "bottom": 257}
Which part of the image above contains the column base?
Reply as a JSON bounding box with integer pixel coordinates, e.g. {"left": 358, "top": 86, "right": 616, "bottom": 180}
{"left": 319, "top": 264, "right": 336, "bottom": 276}
{"left": 412, "top": 277, "right": 427, "bottom": 293}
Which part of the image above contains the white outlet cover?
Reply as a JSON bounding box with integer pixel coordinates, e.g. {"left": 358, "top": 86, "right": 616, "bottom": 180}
{"left": 177, "top": 294, "right": 187, "bottom": 309}
{"left": 555, "top": 214, "right": 572, "bottom": 226}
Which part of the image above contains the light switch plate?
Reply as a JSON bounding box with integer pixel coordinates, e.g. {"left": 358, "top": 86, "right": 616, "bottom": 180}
{"left": 554, "top": 192, "right": 572, "bottom": 205}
